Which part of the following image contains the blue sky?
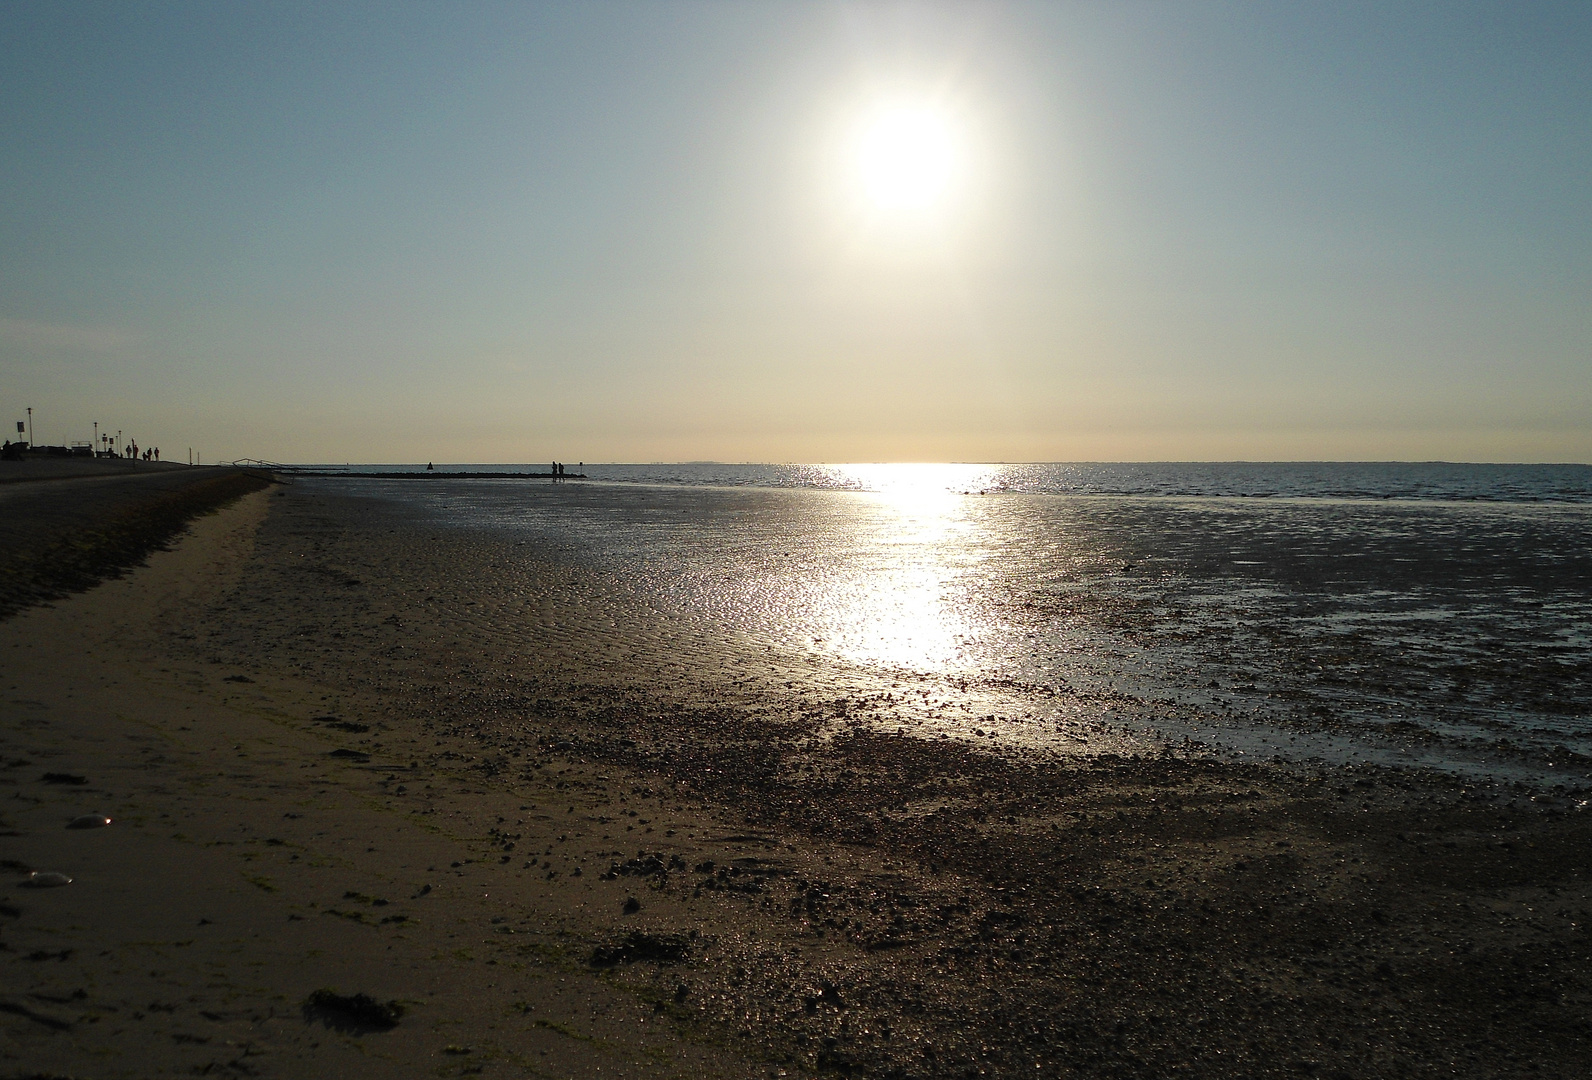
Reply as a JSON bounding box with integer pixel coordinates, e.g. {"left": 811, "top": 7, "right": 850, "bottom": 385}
{"left": 2, "top": 1, "right": 1588, "bottom": 462}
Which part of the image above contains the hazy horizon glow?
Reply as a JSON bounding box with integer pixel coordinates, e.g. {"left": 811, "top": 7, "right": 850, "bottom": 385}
{"left": 1, "top": 2, "right": 1588, "bottom": 464}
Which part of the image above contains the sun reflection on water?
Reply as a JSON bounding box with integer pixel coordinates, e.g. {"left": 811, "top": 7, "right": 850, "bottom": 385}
{"left": 815, "top": 462, "right": 1004, "bottom": 501}
{"left": 798, "top": 464, "right": 1002, "bottom": 671}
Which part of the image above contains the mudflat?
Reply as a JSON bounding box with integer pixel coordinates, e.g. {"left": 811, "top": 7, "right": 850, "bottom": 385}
{"left": 2, "top": 482, "right": 1589, "bottom": 1079}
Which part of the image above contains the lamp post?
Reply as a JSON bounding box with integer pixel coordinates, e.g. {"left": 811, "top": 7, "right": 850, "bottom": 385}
{"left": 26, "top": 407, "right": 32, "bottom": 447}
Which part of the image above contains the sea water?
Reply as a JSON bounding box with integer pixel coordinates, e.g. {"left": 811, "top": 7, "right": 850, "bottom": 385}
{"left": 299, "top": 463, "right": 1592, "bottom": 782}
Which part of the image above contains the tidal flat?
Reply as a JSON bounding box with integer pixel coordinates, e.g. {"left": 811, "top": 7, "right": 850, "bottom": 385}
{"left": 3, "top": 473, "right": 1590, "bottom": 1078}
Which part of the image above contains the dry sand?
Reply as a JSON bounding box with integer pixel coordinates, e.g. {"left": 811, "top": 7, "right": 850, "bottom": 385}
{"left": 3, "top": 481, "right": 1591, "bottom": 1079}
{"left": 0, "top": 489, "right": 759, "bottom": 1078}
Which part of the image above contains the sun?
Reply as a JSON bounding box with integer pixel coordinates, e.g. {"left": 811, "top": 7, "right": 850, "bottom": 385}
{"left": 851, "top": 101, "right": 960, "bottom": 214}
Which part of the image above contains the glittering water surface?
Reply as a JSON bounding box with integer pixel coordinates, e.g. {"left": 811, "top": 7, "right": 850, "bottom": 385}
{"left": 306, "top": 460, "right": 1592, "bottom": 502}
{"left": 308, "top": 463, "right": 1592, "bottom": 780}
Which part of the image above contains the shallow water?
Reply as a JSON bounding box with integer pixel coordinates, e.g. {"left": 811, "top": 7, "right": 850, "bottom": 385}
{"left": 304, "top": 460, "right": 1592, "bottom": 502}
{"left": 300, "top": 463, "right": 1592, "bottom": 783}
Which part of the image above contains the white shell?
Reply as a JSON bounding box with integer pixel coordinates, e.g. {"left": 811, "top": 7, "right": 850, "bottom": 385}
{"left": 67, "top": 814, "right": 112, "bottom": 829}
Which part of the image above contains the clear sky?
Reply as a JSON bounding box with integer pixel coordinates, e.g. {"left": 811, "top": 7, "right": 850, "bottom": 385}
{"left": 1, "top": 1, "right": 1588, "bottom": 463}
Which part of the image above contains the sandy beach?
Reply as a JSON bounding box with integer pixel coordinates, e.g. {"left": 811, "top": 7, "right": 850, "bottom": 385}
{"left": 4, "top": 478, "right": 1591, "bottom": 1079}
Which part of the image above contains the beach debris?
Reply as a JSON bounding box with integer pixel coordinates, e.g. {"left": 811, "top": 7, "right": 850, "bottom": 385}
{"left": 621, "top": 895, "right": 642, "bottom": 914}
{"left": 588, "top": 930, "right": 691, "bottom": 967}
{"left": 21, "top": 871, "right": 72, "bottom": 888}
{"left": 325, "top": 720, "right": 370, "bottom": 733}
{"left": 328, "top": 748, "right": 370, "bottom": 760}
{"left": 601, "top": 853, "right": 675, "bottom": 880}
{"left": 301, "top": 989, "right": 404, "bottom": 1032}
{"left": 223, "top": 674, "right": 255, "bottom": 683}
{"left": 40, "top": 772, "right": 87, "bottom": 785}
{"left": 341, "top": 890, "right": 389, "bottom": 907}
{"left": 66, "top": 813, "right": 112, "bottom": 829}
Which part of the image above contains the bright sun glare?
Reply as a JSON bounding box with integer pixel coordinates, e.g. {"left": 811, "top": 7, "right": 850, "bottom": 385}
{"left": 852, "top": 102, "right": 959, "bottom": 214}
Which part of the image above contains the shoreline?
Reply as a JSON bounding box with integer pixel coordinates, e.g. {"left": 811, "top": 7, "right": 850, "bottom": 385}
{"left": 3, "top": 484, "right": 1590, "bottom": 1078}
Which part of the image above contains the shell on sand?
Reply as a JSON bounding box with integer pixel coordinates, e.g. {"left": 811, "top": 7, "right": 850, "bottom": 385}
{"left": 67, "top": 815, "right": 113, "bottom": 834}
{"left": 22, "top": 871, "right": 73, "bottom": 888}
{"left": 67, "top": 813, "right": 112, "bottom": 829}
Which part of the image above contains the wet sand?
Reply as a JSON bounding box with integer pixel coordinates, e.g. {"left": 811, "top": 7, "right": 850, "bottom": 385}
{"left": 3, "top": 481, "right": 1591, "bottom": 1078}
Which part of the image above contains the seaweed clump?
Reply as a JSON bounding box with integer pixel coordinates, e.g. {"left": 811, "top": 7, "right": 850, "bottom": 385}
{"left": 588, "top": 931, "right": 692, "bottom": 967}
{"left": 301, "top": 989, "right": 404, "bottom": 1032}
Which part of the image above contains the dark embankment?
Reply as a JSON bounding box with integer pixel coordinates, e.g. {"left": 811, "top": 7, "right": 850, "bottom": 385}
{"left": 0, "top": 464, "right": 273, "bottom": 619}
